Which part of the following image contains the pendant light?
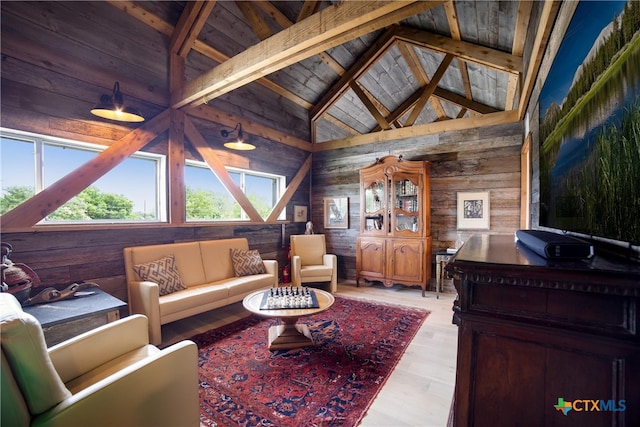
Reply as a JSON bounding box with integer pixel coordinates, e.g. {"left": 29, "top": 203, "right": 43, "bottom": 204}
{"left": 90, "top": 81, "right": 145, "bottom": 122}
{"left": 221, "top": 123, "right": 255, "bottom": 150}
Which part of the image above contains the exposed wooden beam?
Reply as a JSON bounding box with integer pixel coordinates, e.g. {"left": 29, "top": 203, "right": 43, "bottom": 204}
{"left": 369, "top": 79, "right": 499, "bottom": 135}
{"left": 252, "top": 1, "right": 345, "bottom": 75}
{"left": 350, "top": 81, "right": 392, "bottom": 130}
{"left": 314, "top": 109, "right": 520, "bottom": 151}
{"left": 444, "top": 0, "right": 474, "bottom": 110}
{"left": 171, "top": 2, "right": 204, "bottom": 57}
{"left": 505, "top": 0, "right": 533, "bottom": 110}
{"left": 108, "top": 0, "right": 311, "bottom": 110}
{"left": 404, "top": 53, "right": 454, "bottom": 126}
{"left": 513, "top": 1, "right": 534, "bottom": 56}
{"left": 187, "top": 105, "right": 313, "bottom": 152}
{"left": 311, "top": 27, "right": 398, "bottom": 121}
{"left": 297, "top": 1, "right": 322, "bottom": 22}
{"left": 397, "top": 41, "right": 448, "bottom": 120}
{"left": 320, "top": 113, "right": 362, "bottom": 137}
{"left": 0, "top": 110, "right": 171, "bottom": 229}
{"left": 168, "top": 109, "right": 186, "bottom": 224}
{"left": 432, "top": 87, "right": 499, "bottom": 115}
{"left": 394, "top": 26, "right": 522, "bottom": 76}
{"left": 266, "top": 154, "right": 313, "bottom": 223}
{"left": 252, "top": 1, "right": 293, "bottom": 29}
{"left": 184, "top": 117, "right": 264, "bottom": 223}
{"left": 358, "top": 84, "right": 403, "bottom": 129}
{"left": 236, "top": 1, "right": 272, "bottom": 41}
{"left": 174, "top": 1, "right": 445, "bottom": 109}
{"left": 518, "top": 0, "right": 562, "bottom": 119}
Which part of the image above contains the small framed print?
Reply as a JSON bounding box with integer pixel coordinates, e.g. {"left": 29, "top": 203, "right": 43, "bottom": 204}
{"left": 293, "top": 205, "right": 308, "bottom": 222}
{"left": 457, "top": 191, "right": 490, "bottom": 230}
{"left": 324, "top": 197, "right": 348, "bottom": 229}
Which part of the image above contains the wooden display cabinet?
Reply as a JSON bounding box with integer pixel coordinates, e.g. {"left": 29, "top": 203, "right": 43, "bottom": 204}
{"left": 356, "top": 155, "right": 432, "bottom": 296}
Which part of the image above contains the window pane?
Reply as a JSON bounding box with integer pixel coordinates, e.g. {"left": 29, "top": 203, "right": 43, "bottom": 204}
{"left": 0, "top": 129, "right": 165, "bottom": 223}
{"left": 0, "top": 137, "right": 36, "bottom": 214}
{"left": 245, "top": 174, "right": 277, "bottom": 219}
{"left": 43, "top": 144, "right": 162, "bottom": 222}
{"left": 184, "top": 163, "right": 284, "bottom": 221}
{"left": 185, "top": 165, "right": 241, "bottom": 220}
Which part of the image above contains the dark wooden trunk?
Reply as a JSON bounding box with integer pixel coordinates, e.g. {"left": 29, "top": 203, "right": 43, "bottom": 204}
{"left": 447, "top": 234, "right": 640, "bottom": 427}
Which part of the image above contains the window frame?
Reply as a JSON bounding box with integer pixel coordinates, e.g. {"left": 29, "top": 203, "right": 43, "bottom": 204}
{"left": 184, "top": 159, "right": 286, "bottom": 222}
{"left": 0, "top": 128, "right": 167, "bottom": 224}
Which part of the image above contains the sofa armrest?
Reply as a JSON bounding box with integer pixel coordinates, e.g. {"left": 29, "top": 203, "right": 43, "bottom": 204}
{"left": 33, "top": 340, "right": 200, "bottom": 427}
{"left": 128, "top": 280, "right": 162, "bottom": 345}
{"left": 292, "top": 255, "right": 302, "bottom": 287}
{"left": 262, "top": 260, "right": 278, "bottom": 286}
{"left": 323, "top": 254, "right": 337, "bottom": 268}
{"left": 323, "top": 254, "right": 338, "bottom": 292}
{"left": 49, "top": 315, "right": 149, "bottom": 383}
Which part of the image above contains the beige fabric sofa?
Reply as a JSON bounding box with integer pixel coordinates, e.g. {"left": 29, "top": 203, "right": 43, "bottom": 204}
{"left": 124, "top": 238, "right": 277, "bottom": 345}
{"left": 0, "top": 293, "right": 199, "bottom": 427}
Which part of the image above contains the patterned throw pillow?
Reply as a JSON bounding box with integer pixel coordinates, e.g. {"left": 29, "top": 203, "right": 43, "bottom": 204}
{"left": 230, "top": 248, "right": 266, "bottom": 276}
{"left": 133, "top": 254, "right": 187, "bottom": 296}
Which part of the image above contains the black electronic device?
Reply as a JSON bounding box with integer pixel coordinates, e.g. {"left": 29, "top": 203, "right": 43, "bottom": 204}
{"left": 515, "top": 229, "right": 594, "bottom": 260}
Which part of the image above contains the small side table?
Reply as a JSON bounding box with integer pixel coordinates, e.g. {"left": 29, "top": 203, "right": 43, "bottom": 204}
{"left": 435, "top": 251, "right": 455, "bottom": 298}
{"left": 23, "top": 288, "right": 127, "bottom": 346}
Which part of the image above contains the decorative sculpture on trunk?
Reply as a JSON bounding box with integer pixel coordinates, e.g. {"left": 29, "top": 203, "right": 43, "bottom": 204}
{"left": 1, "top": 242, "right": 99, "bottom": 305}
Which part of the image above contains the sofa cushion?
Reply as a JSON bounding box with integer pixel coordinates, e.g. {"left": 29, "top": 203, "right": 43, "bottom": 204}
{"left": 159, "top": 283, "right": 229, "bottom": 318}
{"left": 0, "top": 293, "right": 71, "bottom": 415}
{"left": 225, "top": 275, "right": 274, "bottom": 298}
{"left": 200, "top": 238, "right": 249, "bottom": 283}
{"left": 126, "top": 242, "right": 206, "bottom": 287}
{"left": 133, "top": 255, "right": 187, "bottom": 296}
{"left": 230, "top": 248, "right": 266, "bottom": 276}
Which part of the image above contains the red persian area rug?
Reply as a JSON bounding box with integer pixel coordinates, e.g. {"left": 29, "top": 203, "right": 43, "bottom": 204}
{"left": 191, "top": 295, "right": 429, "bottom": 427}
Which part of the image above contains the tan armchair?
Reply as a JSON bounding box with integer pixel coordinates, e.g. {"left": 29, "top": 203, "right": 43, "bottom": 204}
{"left": 290, "top": 234, "right": 337, "bottom": 292}
{"left": 0, "top": 293, "right": 199, "bottom": 427}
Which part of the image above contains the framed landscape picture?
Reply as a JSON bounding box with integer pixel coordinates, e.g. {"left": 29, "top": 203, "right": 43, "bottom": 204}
{"left": 324, "top": 197, "right": 348, "bottom": 229}
{"left": 457, "top": 191, "right": 490, "bottom": 230}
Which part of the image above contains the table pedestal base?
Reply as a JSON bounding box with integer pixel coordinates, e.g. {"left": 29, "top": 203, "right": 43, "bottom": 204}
{"left": 268, "top": 318, "right": 313, "bottom": 350}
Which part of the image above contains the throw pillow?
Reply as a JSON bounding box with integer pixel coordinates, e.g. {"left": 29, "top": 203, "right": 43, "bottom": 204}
{"left": 133, "top": 255, "right": 186, "bottom": 296}
{"left": 230, "top": 248, "right": 266, "bottom": 276}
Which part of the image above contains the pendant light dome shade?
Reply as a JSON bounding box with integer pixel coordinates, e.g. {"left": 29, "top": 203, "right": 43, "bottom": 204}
{"left": 90, "top": 81, "right": 144, "bottom": 122}
{"left": 222, "top": 123, "right": 255, "bottom": 150}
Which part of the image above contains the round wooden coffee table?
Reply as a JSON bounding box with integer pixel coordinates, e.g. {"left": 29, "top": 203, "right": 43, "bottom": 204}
{"left": 243, "top": 288, "right": 335, "bottom": 350}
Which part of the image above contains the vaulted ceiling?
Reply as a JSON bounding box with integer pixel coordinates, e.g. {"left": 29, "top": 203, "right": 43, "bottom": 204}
{"left": 1, "top": 1, "right": 557, "bottom": 152}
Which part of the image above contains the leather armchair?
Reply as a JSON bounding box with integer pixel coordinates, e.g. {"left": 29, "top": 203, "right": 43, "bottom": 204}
{"left": 0, "top": 293, "right": 199, "bottom": 427}
{"left": 290, "top": 234, "right": 337, "bottom": 292}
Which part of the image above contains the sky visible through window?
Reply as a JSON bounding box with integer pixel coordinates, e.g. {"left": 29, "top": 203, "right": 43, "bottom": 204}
{"left": 1, "top": 137, "right": 159, "bottom": 214}
{"left": 2, "top": 135, "right": 278, "bottom": 217}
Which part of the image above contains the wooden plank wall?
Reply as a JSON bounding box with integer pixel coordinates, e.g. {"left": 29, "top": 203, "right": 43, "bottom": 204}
{"left": 1, "top": 224, "right": 306, "bottom": 304}
{"left": 2, "top": 120, "right": 522, "bottom": 302}
{"left": 312, "top": 120, "right": 524, "bottom": 284}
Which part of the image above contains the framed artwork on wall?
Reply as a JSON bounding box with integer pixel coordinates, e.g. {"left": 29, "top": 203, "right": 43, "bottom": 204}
{"left": 457, "top": 191, "right": 490, "bottom": 230}
{"left": 324, "top": 197, "right": 348, "bottom": 229}
{"left": 293, "top": 205, "right": 308, "bottom": 222}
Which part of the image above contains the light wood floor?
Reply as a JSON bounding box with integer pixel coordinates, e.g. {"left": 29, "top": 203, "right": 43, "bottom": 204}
{"left": 162, "top": 280, "right": 458, "bottom": 427}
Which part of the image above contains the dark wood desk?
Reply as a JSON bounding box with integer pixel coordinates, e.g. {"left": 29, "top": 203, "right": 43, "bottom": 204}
{"left": 446, "top": 234, "right": 640, "bottom": 427}
{"left": 24, "top": 288, "right": 127, "bottom": 346}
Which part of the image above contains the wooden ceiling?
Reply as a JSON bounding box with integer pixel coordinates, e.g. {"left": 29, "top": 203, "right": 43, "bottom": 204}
{"left": 1, "top": 1, "right": 557, "bottom": 152}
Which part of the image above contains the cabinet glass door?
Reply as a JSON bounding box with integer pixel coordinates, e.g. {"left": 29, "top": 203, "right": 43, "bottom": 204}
{"left": 363, "top": 179, "right": 385, "bottom": 232}
{"left": 392, "top": 175, "right": 420, "bottom": 234}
